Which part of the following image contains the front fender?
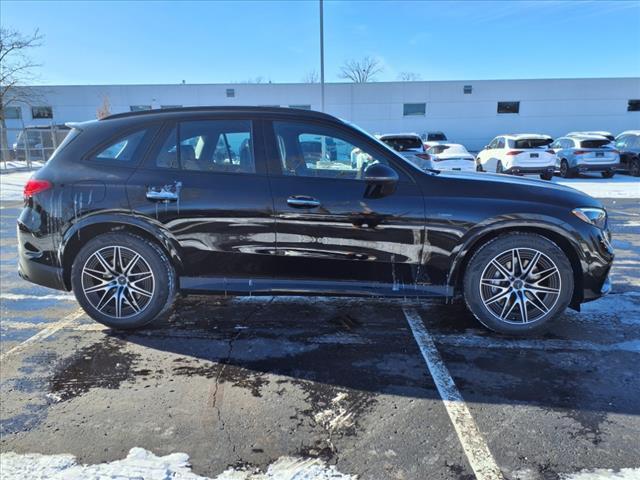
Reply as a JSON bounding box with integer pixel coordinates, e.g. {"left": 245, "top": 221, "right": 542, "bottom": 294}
{"left": 446, "top": 214, "right": 585, "bottom": 291}
{"left": 59, "top": 209, "right": 185, "bottom": 273}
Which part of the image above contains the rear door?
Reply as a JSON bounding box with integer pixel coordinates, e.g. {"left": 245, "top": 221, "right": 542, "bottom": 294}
{"left": 126, "top": 116, "right": 276, "bottom": 288}
{"left": 263, "top": 118, "right": 431, "bottom": 293}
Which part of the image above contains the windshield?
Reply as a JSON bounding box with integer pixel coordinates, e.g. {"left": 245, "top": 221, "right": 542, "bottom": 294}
{"left": 580, "top": 139, "right": 612, "bottom": 149}
{"left": 514, "top": 138, "right": 552, "bottom": 149}
{"left": 380, "top": 136, "right": 423, "bottom": 151}
{"left": 427, "top": 133, "right": 447, "bottom": 141}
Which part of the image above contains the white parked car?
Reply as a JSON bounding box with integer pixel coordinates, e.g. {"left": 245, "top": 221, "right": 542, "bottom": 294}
{"left": 422, "top": 131, "right": 448, "bottom": 149}
{"left": 476, "top": 134, "right": 556, "bottom": 180}
{"left": 426, "top": 143, "right": 476, "bottom": 172}
{"left": 378, "top": 133, "right": 432, "bottom": 170}
{"left": 567, "top": 131, "right": 615, "bottom": 143}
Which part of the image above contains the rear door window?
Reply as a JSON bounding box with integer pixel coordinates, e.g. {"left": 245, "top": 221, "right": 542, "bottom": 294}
{"left": 153, "top": 119, "right": 255, "bottom": 173}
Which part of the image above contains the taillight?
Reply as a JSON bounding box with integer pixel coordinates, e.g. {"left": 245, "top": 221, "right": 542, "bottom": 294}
{"left": 416, "top": 153, "right": 431, "bottom": 160}
{"left": 573, "top": 150, "right": 587, "bottom": 155}
{"left": 23, "top": 179, "right": 52, "bottom": 199}
{"left": 546, "top": 149, "right": 555, "bottom": 154}
{"left": 506, "top": 150, "right": 523, "bottom": 156}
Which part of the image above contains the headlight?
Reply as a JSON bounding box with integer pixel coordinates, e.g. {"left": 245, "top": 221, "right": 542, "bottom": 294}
{"left": 572, "top": 207, "right": 607, "bottom": 229}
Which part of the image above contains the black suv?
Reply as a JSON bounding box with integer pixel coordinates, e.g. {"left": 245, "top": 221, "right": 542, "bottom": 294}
{"left": 18, "top": 107, "right": 614, "bottom": 334}
{"left": 614, "top": 130, "right": 640, "bottom": 176}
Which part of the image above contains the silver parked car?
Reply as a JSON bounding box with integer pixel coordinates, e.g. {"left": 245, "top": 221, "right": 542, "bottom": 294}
{"left": 550, "top": 135, "right": 619, "bottom": 178}
{"left": 378, "top": 133, "right": 433, "bottom": 170}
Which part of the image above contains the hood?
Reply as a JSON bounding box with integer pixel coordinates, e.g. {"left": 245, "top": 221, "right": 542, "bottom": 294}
{"left": 430, "top": 171, "right": 602, "bottom": 209}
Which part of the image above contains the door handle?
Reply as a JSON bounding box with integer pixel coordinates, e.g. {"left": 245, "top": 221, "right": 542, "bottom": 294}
{"left": 146, "top": 181, "right": 182, "bottom": 202}
{"left": 287, "top": 195, "right": 320, "bottom": 208}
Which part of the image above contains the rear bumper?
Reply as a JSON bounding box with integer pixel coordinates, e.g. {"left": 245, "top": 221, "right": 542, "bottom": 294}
{"left": 18, "top": 255, "right": 68, "bottom": 291}
{"left": 505, "top": 166, "right": 555, "bottom": 175}
{"left": 576, "top": 162, "right": 619, "bottom": 172}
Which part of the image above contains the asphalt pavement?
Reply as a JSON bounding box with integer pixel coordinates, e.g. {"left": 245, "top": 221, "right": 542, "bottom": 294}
{"left": 0, "top": 195, "right": 639, "bottom": 479}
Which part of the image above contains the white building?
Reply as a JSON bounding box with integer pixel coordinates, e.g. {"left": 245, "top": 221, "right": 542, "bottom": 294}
{"left": 3, "top": 77, "right": 639, "bottom": 150}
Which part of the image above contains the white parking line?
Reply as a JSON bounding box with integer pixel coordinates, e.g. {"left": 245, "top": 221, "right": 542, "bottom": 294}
{"left": 0, "top": 293, "right": 76, "bottom": 301}
{"left": 403, "top": 307, "right": 504, "bottom": 480}
{"left": 0, "top": 308, "right": 84, "bottom": 362}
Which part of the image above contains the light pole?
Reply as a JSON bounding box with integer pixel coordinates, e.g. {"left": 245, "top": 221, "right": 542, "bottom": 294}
{"left": 319, "top": 0, "right": 325, "bottom": 112}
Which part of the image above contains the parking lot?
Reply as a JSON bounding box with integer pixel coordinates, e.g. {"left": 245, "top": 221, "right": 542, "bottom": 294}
{"left": 1, "top": 174, "right": 639, "bottom": 479}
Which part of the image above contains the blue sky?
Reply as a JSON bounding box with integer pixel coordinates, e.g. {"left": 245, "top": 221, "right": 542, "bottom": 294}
{"left": 2, "top": 0, "right": 639, "bottom": 85}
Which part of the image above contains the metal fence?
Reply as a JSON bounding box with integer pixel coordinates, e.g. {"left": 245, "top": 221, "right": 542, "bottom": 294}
{"left": 1, "top": 126, "right": 70, "bottom": 169}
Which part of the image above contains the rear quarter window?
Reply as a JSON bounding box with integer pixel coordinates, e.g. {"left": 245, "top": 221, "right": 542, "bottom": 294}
{"left": 87, "top": 126, "right": 158, "bottom": 165}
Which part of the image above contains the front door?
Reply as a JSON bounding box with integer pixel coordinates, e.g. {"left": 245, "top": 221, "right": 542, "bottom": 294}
{"left": 263, "top": 118, "right": 433, "bottom": 294}
{"left": 126, "top": 117, "right": 276, "bottom": 289}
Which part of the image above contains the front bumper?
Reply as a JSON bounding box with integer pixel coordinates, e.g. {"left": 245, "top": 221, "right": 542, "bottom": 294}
{"left": 578, "top": 226, "right": 614, "bottom": 305}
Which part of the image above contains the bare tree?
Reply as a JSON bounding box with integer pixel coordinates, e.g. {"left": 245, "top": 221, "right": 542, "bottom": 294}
{"left": 302, "top": 70, "right": 319, "bottom": 83}
{"left": 0, "top": 27, "right": 44, "bottom": 161}
{"left": 398, "top": 72, "right": 422, "bottom": 81}
{"left": 338, "top": 56, "right": 383, "bottom": 83}
{"left": 96, "top": 94, "right": 111, "bottom": 119}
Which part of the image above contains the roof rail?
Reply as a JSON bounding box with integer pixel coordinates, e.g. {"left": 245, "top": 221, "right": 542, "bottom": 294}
{"left": 102, "top": 105, "right": 333, "bottom": 121}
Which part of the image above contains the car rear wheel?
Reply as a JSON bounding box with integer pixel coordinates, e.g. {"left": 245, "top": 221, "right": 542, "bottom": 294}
{"left": 630, "top": 157, "right": 640, "bottom": 177}
{"left": 463, "top": 233, "right": 573, "bottom": 335}
{"left": 71, "top": 232, "right": 176, "bottom": 329}
{"left": 601, "top": 170, "right": 615, "bottom": 179}
{"left": 560, "top": 159, "right": 574, "bottom": 178}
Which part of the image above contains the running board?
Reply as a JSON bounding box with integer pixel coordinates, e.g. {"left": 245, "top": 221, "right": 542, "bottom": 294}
{"left": 179, "top": 277, "right": 452, "bottom": 298}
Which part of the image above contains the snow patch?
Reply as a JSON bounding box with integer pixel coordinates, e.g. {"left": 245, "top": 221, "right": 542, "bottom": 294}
{"left": 0, "top": 171, "right": 34, "bottom": 201}
{"left": 0, "top": 448, "right": 357, "bottom": 480}
{"left": 313, "top": 392, "right": 356, "bottom": 432}
{"left": 552, "top": 176, "right": 640, "bottom": 199}
{"left": 560, "top": 468, "right": 640, "bottom": 479}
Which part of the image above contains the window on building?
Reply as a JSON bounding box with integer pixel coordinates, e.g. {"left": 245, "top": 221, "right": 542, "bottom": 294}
{"left": 289, "top": 104, "right": 311, "bottom": 110}
{"left": 628, "top": 100, "right": 640, "bottom": 112}
{"left": 463, "top": 85, "right": 472, "bottom": 94}
{"left": 130, "top": 105, "right": 152, "bottom": 112}
{"left": 272, "top": 120, "right": 388, "bottom": 180}
{"left": 94, "top": 130, "right": 147, "bottom": 163}
{"left": 497, "top": 101, "right": 519, "bottom": 114}
{"left": 31, "top": 106, "right": 53, "bottom": 119}
{"left": 403, "top": 103, "right": 426, "bottom": 116}
{"left": 154, "top": 119, "right": 255, "bottom": 173}
{"left": 161, "top": 105, "right": 182, "bottom": 109}
{"left": 226, "top": 89, "right": 235, "bottom": 98}
{"left": 2, "top": 106, "right": 22, "bottom": 119}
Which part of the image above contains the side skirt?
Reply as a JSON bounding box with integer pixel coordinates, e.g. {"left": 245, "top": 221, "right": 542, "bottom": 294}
{"left": 179, "top": 277, "right": 452, "bottom": 298}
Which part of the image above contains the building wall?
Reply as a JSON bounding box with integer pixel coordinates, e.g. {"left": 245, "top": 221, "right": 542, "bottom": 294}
{"left": 3, "top": 78, "right": 640, "bottom": 150}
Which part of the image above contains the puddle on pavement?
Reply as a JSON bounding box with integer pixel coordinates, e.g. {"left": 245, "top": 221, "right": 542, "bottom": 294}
{"left": 49, "top": 337, "right": 145, "bottom": 401}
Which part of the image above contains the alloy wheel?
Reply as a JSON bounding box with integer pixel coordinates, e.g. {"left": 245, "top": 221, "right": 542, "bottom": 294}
{"left": 81, "top": 246, "right": 155, "bottom": 319}
{"left": 479, "top": 247, "right": 561, "bottom": 324}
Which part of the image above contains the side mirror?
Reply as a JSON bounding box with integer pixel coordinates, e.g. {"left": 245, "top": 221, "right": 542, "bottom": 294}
{"left": 364, "top": 163, "right": 398, "bottom": 198}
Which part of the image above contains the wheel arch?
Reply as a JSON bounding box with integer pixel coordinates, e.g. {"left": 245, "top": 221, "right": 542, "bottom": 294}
{"left": 60, "top": 215, "right": 184, "bottom": 290}
{"left": 448, "top": 224, "right": 584, "bottom": 309}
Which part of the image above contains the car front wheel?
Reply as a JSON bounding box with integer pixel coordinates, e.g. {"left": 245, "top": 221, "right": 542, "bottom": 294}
{"left": 71, "top": 232, "right": 176, "bottom": 329}
{"left": 463, "top": 233, "right": 573, "bottom": 335}
{"left": 630, "top": 157, "right": 640, "bottom": 177}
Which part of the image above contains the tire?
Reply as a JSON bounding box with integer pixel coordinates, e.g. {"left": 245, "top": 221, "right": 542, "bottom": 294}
{"left": 630, "top": 157, "right": 640, "bottom": 177}
{"left": 559, "top": 159, "right": 574, "bottom": 178}
{"left": 463, "top": 233, "right": 573, "bottom": 335}
{"left": 496, "top": 161, "right": 504, "bottom": 174}
{"left": 539, "top": 172, "right": 553, "bottom": 181}
{"left": 601, "top": 170, "right": 615, "bottom": 179}
{"left": 71, "top": 232, "right": 176, "bottom": 329}
{"left": 476, "top": 162, "right": 483, "bottom": 172}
